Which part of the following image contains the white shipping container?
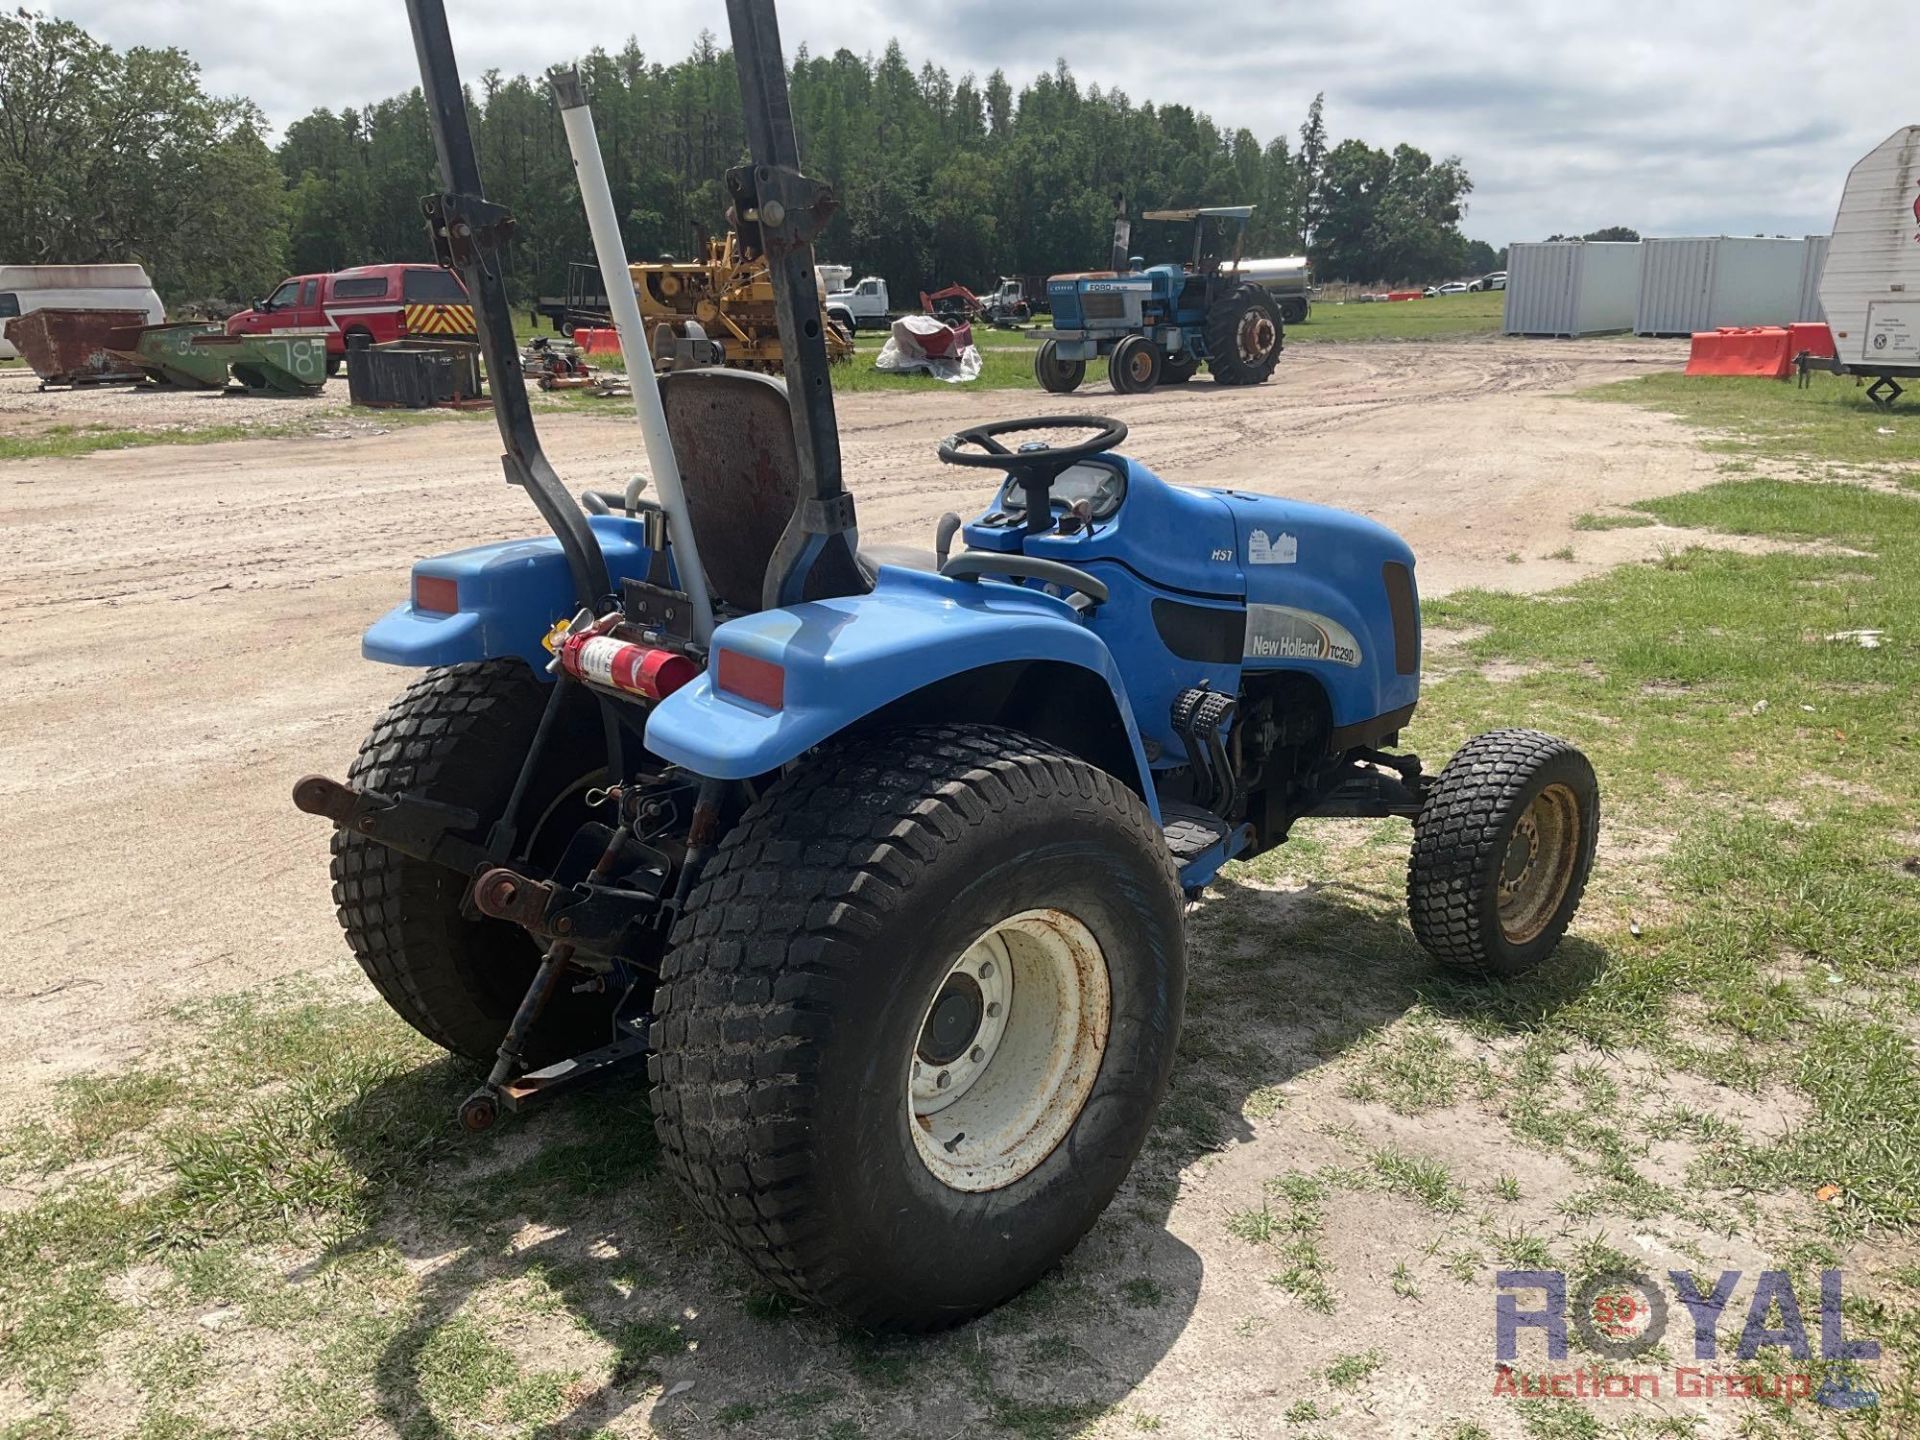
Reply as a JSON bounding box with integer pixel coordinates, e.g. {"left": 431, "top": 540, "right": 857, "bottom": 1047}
{"left": 1818, "top": 126, "right": 1920, "bottom": 370}
{"left": 1502, "top": 242, "right": 1641, "bottom": 337}
{"left": 1633, "top": 236, "right": 1808, "bottom": 336}
{"left": 1797, "top": 235, "right": 1830, "bottom": 323}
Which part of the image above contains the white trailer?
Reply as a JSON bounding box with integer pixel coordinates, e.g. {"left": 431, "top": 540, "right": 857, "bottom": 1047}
{"left": 1501, "top": 241, "right": 1642, "bottom": 337}
{"left": 0, "top": 263, "right": 163, "bottom": 359}
{"left": 1810, "top": 125, "right": 1920, "bottom": 403}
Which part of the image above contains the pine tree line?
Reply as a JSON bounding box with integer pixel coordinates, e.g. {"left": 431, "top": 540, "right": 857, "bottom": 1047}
{"left": 2, "top": 13, "right": 1487, "bottom": 307}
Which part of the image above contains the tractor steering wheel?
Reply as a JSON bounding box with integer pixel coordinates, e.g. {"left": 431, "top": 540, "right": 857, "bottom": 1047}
{"left": 937, "top": 415, "right": 1127, "bottom": 472}
{"left": 937, "top": 416, "right": 1127, "bottom": 534}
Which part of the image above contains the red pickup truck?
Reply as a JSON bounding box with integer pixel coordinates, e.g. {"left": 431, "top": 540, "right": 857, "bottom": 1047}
{"left": 225, "top": 264, "right": 474, "bottom": 373}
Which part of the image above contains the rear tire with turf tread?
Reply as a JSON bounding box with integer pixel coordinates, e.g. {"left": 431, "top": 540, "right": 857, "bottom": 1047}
{"left": 1406, "top": 728, "right": 1599, "bottom": 978}
{"left": 649, "top": 723, "right": 1185, "bottom": 1331}
{"left": 1203, "top": 282, "right": 1284, "bottom": 385}
{"left": 330, "top": 659, "right": 620, "bottom": 1064}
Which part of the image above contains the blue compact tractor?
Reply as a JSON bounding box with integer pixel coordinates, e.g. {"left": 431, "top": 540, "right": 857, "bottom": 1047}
{"left": 295, "top": 0, "right": 1599, "bottom": 1332}
{"left": 1036, "top": 205, "right": 1286, "bottom": 394}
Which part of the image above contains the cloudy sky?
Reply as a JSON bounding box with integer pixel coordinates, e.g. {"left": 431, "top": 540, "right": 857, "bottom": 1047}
{"left": 52, "top": 1, "right": 1920, "bottom": 247}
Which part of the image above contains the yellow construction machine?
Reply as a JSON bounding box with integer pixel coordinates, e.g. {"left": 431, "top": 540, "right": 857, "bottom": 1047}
{"left": 632, "top": 232, "right": 852, "bottom": 373}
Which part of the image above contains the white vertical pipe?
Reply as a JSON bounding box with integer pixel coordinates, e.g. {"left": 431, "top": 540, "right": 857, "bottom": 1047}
{"left": 553, "top": 75, "right": 714, "bottom": 647}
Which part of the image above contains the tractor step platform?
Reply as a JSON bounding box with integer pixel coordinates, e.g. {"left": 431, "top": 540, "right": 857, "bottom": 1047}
{"left": 1162, "top": 802, "right": 1230, "bottom": 864}
{"left": 1162, "top": 801, "right": 1255, "bottom": 893}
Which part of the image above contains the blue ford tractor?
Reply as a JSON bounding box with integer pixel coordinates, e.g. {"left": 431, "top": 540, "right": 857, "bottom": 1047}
{"left": 295, "top": 0, "right": 1600, "bottom": 1332}
{"left": 1036, "top": 205, "right": 1286, "bottom": 394}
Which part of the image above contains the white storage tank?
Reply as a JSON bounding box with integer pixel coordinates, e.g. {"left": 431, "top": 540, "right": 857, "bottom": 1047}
{"left": 1633, "top": 236, "right": 1808, "bottom": 336}
{"left": 1818, "top": 126, "right": 1920, "bottom": 370}
{"left": 1797, "top": 235, "right": 1830, "bottom": 323}
{"left": 1502, "top": 242, "right": 1642, "bottom": 337}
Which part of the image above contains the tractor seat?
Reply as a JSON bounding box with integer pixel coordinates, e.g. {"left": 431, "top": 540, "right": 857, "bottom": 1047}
{"left": 660, "top": 367, "right": 942, "bottom": 608}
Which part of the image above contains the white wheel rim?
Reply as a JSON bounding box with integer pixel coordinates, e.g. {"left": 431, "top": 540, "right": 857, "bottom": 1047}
{"left": 907, "top": 909, "right": 1111, "bottom": 1193}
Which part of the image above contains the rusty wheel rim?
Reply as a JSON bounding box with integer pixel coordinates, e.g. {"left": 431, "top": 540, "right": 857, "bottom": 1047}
{"left": 1237, "top": 310, "right": 1277, "bottom": 363}
{"left": 907, "top": 909, "right": 1111, "bottom": 1193}
{"left": 1127, "top": 347, "right": 1155, "bottom": 385}
{"left": 1497, "top": 783, "right": 1582, "bottom": 945}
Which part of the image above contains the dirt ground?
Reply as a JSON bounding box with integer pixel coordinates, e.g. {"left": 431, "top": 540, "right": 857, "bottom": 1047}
{"left": 1, "top": 336, "right": 1736, "bottom": 1437}
{"left": 0, "top": 337, "right": 1697, "bottom": 1084}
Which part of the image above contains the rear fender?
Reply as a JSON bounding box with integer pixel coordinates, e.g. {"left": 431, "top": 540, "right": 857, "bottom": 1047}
{"left": 360, "top": 514, "right": 653, "bottom": 671}
{"left": 643, "top": 567, "right": 1160, "bottom": 819}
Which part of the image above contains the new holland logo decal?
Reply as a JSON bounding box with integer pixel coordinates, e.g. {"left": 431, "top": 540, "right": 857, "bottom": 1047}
{"left": 1244, "top": 604, "right": 1363, "bottom": 667}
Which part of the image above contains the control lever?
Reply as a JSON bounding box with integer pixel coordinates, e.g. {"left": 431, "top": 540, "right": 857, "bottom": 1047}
{"left": 935, "top": 512, "right": 962, "bottom": 568}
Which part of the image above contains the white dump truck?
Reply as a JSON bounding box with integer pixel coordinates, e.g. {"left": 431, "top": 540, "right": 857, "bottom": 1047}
{"left": 0, "top": 263, "right": 164, "bottom": 359}
{"left": 1810, "top": 125, "right": 1920, "bottom": 406}
{"left": 824, "top": 276, "right": 889, "bottom": 333}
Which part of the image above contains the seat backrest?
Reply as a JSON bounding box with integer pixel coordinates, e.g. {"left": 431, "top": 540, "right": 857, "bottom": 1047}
{"left": 658, "top": 367, "right": 865, "bottom": 610}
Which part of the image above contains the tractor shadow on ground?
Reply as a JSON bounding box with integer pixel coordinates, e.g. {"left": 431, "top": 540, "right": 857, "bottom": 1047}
{"left": 318, "top": 868, "right": 1609, "bottom": 1438}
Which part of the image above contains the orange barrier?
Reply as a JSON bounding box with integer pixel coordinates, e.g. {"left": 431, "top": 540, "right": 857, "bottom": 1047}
{"left": 1685, "top": 327, "right": 1792, "bottom": 380}
{"left": 1387, "top": 290, "right": 1423, "bottom": 302}
{"left": 572, "top": 326, "right": 623, "bottom": 355}
{"left": 1788, "top": 322, "right": 1835, "bottom": 360}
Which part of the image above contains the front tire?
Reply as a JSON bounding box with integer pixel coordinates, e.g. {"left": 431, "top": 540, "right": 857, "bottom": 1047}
{"left": 1109, "top": 334, "right": 1162, "bottom": 394}
{"left": 1033, "top": 338, "right": 1085, "bottom": 394}
{"left": 650, "top": 725, "right": 1185, "bottom": 1330}
{"left": 1160, "top": 350, "right": 1200, "bottom": 384}
{"left": 1407, "top": 729, "right": 1599, "bottom": 977}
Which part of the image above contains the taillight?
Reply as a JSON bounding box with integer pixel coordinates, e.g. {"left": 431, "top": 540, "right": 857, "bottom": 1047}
{"left": 413, "top": 574, "right": 460, "bottom": 613}
{"left": 715, "top": 650, "right": 785, "bottom": 710}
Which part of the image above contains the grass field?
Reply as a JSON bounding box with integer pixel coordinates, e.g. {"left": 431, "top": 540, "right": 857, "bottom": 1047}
{"left": 3, "top": 374, "right": 1919, "bottom": 1439}
{"left": 1589, "top": 370, "right": 1920, "bottom": 471}
{"left": 1288, "top": 291, "right": 1503, "bottom": 343}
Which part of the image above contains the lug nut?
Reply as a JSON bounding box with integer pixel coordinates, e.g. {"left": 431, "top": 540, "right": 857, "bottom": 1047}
{"left": 936, "top": 1071, "right": 950, "bottom": 1089}
{"left": 978, "top": 960, "right": 994, "bottom": 979}
{"left": 986, "top": 1002, "right": 1001, "bottom": 1018}
{"left": 970, "top": 1046, "right": 985, "bottom": 1063}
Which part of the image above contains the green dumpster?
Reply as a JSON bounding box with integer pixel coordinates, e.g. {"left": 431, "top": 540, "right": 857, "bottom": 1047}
{"left": 196, "top": 330, "right": 330, "bottom": 395}
{"left": 104, "top": 322, "right": 232, "bottom": 390}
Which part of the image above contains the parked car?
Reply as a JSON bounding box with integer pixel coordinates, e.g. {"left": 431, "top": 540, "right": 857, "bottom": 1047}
{"left": 225, "top": 264, "right": 474, "bottom": 374}
{"left": 1424, "top": 281, "right": 1472, "bottom": 297}
{"left": 825, "top": 276, "right": 889, "bottom": 333}
{"left": 1468, "top": 271, "right": 1508, "bottom": 292}
{"left": 0, "top": 263, "right": 163, "bottom": 360}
